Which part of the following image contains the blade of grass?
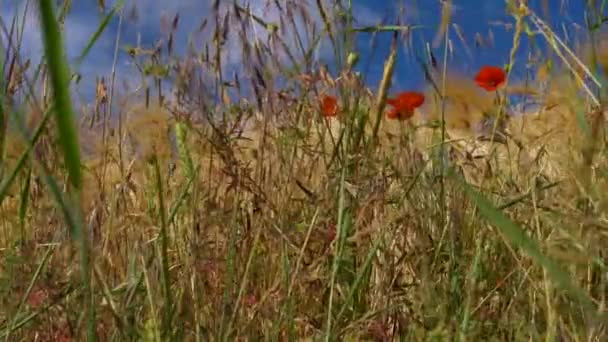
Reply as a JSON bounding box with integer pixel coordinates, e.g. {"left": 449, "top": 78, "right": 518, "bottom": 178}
{"left": 287, "top": 208, "right": 320, "bottom": 297}
{"left": 0, "top": 105, "right": 52, "bottom": 204}
{"left": 37, "top": 1, "right": 92, "bottom": 339}
{"left": 0, "top": 284, "right": 75, "bottom": 338}
{"left": 92, "top": 265, "right": 127, "bottom": 335}
{"left": 275, "top": 208, "right": 320, "bottom": 337}
{"left": 167, "top": 166, "right": 200, "bottom": 225}
{"left": 152, "top": 154, "right": 173, "bottom": 339}
{"left": 174, "top": 121, "right": 195, "bottom": 182}
{"left": 282, "top": 242, "right": 295, "bottom": 340}
{"left": 334, "top": 235, "right": 382, "bottom": 325}
{"left": 18, "top": 166, "right": 32, "bottom": 243}
{"left": 225, "top": 215, "right": 263, "bottom": 338}
{"left": 141, "top": 255, "right": 162, "bottom": 342}
{"left": 325, "top": 166, "right": 348, "bottom": 341}
{"left": 57, "top": 0, "right": 72, "bottom": 24}
{"left": 73, "top": 0, "right": 125, "bottom": 68}
{"left": 9, "top": 105, "right": 79, "bottom": 236}
{"left": 4, "top": 245, "right": 54, "bottom": 342}
{"left": 498, "top": 180, "right": 562, "bottom": 210}
{"left": 38, "top": 0, "right": 82, "bottom": 191}
{"left": 458, "top": 177, "right": 600, "bottom": 318}
{"left": 218, "top": 190, "right": 242, "bottom": 340}
{"left": 371, "top": 32, "right": 398, "bottom": 143}
{"left": 458, "top": 234, "right": 484, "bottom": 340}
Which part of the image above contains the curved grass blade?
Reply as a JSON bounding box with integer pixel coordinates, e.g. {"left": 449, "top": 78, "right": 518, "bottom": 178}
{"left": 459, "top": 179, "right": 599, "bottom": 317}
{"left": 74, "top": 0, "right": 125, "bottom": 67}
{"left": 38, "top": 0, "right": 82, "bottom": 190}
{"left": 0, "top": 105, "right": 52, "bottom": 204}
{"left": 37, "top": 0, "right": 92, "bottom": 340}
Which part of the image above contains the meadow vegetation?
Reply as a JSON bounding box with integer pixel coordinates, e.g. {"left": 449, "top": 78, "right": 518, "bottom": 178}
{"left": 0, "top": 0, "right": 607, "bottom": 340}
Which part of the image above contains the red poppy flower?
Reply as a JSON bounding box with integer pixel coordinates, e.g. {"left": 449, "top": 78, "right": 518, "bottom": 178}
{"left": 320, "top": 94, "right": 338, "bottom": 117}
{"left": 386, "top": 91, "right": 425, "bottom": 120}
{"left": 474, "top": 65, "right": 506, "bottom": 91}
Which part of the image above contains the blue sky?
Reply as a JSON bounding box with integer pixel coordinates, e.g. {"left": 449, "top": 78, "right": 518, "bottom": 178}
{"left": 1, "top": 0, "right": 594, "bottom": 106}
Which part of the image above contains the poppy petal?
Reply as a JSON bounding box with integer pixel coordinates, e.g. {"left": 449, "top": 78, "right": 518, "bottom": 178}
{"left": 385, "top": 91, "right": 424, "bottom": 121}
{"left": 386, "top": 108, "right": 399, "bottom": 119}
{"left": 320, "top": 95, "right": 338, "bottom": 117}
{"left": 474, "top": 65, "right": 506, "bottom": 92}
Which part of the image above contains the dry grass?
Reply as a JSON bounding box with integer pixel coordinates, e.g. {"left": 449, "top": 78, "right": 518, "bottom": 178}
{"left": 0, "top": 0, "right": 607, "bottom": 340}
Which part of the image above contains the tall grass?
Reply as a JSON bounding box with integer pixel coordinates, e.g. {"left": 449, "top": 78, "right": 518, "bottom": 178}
{"left": 36, "top": 0, "right": 96, "bottom": 339}
{"left": 0, "top": 0, "right": 607, "bottom": 340}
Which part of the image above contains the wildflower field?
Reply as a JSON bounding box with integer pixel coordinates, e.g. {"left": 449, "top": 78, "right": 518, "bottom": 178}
{"left": 1, "top": 0, "right": 608, "bottom": 340}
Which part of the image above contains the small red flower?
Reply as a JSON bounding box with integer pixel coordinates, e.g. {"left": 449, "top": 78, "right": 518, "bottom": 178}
{"left": 320, "top": 94, "right": 339, "bottom": 117}
{"left": 474, "top": 65, "right": 506, "bottom": 91}
{"left": 386, "top": 91, "right": 425, "bottom": 120}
